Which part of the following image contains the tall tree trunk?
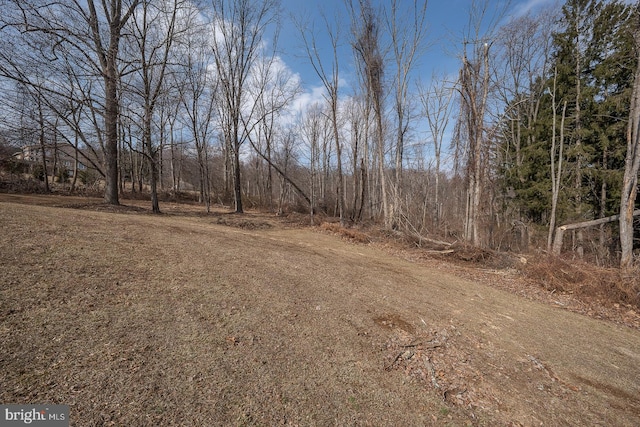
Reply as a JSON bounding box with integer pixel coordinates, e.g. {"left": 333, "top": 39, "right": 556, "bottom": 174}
{"left": 357, "top": 158, "right": 367, "bottom": 222}
{"left": 266, "top": 134, "right": 273, "bottom": 211}
{"left": 149, "top": 155, "right": 160, "bottom": 213}
{"left": 103, "top": 44, "right": 121, "bottom": 205}
{"left": 548, "top": 100, "right": 567, "bottom": 252}
{"left": 119, "top": 125, "right": 126, "bottom": 194}
{"left": 547, "top": 66, "right": 565, "bottom": 252}
{"left": 227, "top": 138, "right": 234, "bottom": 203}
{"left": 363, "top": 114, "right": 372, "bottom": 221}
{"left": 351, "top": 116, "right": 360, "bottom": 221}
{"left": 37, "top": 97, "right": 50, "bottom": 193}
{"left": 71, "top": 133, "right": 79, "bottom": 191}
{"left": 233, "top": 135, "right": 243, "bottom": 213}
{"left": 461, "top": 41, "right": 490, "bottom": 246}
{"left": 332, "top": 98, "right": 344, "bottom": 224}
{"left": 145, "top": 113, "right": 160, "bottom": 214}
{"left": 620, "top": 25, "right": 640, "bottom": 270}
{"left": 158, "top": 129, "right": 164, "bottom": 192}
{"left": 170, "top": 118, "right": 179, "bottom": 192}
{"left": 574, "top": 33, "right": 584, "bottom": 259}
{"left": 52, "top": 123, "right": 59, "bottom": 186}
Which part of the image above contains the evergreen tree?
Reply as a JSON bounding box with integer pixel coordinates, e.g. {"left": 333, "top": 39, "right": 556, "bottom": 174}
{"left": 498, "top": 0, "right": 637, "bottom": 259}
{"left": 588, "top": 2, "right": 637, "bottom": 218}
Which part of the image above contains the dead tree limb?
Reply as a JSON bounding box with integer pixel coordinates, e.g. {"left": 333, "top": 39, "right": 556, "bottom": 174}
{"left": 552, "top": 209, "right": 640, "bottom": 255}
{"left": 246, "top": 138, "right": 312, "bottom": 207}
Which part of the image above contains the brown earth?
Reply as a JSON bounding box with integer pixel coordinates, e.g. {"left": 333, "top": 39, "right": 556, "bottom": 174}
{"left": 1, "top": 193, "right": 640, "bottom": 426}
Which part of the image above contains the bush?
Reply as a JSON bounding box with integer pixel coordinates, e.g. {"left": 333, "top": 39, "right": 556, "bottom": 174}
{"left": 0, "top": 158, "right": 28, "bottom": 175}
{"left": 319, "top": 222, "right": 371, "bottom": 243}
{"left": 32, "top": 164, "right": 46, "bottom": 181}
{"left": 0, "top": 175, "right": 47, "bottom": 193}
{"left": 78, "top": 169, "right": 98, "bottom": 186}
{"left": 523, "top": 256, "right": 640, "bottom": 309}
{"left": 56, "top": 167, "right": 70, "bottom": 183}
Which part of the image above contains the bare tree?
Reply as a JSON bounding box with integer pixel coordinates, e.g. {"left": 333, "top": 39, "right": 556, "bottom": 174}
{"left": 210, "top": 0, "right": 280, "bottom": 214}
{"left": 25, "top": 86, "right": 52, "bottom": 192}
{"left": 85, "top": 0, "right": 141, "bottom": 204}
{"left": 455, "top": 0, "right": 506, "bottom": 246}
{"left": 547, "top": 68, "right": 567, "bottom": 253}
{"left": 0, "top": 0, "right": 141, "bottom": 204}
{"left": 124, "top": 0, "right": 184, "bottom": 213}
{"left": 300, "top": 102, "right": 328, "bottom": 223}
{"left": 238, "top": 52, "right": 308, "bottom": 213}
{"left": 386, "top": 0, "right": 428, "bottom": 228}
{"left": 175, "top": 15, "right": 218, "bottom": 212}
{"left": 458, "top": 40, "right": 491, "bottom": 245}
{"left": 344, "top": 97, "right": 368, "bottom": 222}
{"left": 300, "top": 10, "right": 346, "bottom": 224}
{"left": 620, "top": 16, "right": 640, "bottom": 270}
{"left": 246, "top": 54, "right": 301, "bottom": 211}
{"left": 349, "top": 0, "right": 386, "bottom": 227}
{"left": 418, "top": 74, "right": 454, "bottom": 229}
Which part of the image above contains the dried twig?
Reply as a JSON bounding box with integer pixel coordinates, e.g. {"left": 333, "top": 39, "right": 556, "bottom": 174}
{"left": 385, "top": 352, "right": 404, "bottom": 371}
{"left": 400, "top": 341, "right": 421, "bottom": 348}
{"left": 424, "top": 356, "right": 440, "bottom": 389}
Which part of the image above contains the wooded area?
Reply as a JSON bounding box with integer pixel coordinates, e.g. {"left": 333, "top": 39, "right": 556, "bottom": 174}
{"left": 0, "top": 0, "right": 639, "bottom": 269}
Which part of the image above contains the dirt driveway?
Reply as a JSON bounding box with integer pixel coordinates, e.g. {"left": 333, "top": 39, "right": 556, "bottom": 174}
{"left": 1, "top": 195, "right": 639, "bottom": 426}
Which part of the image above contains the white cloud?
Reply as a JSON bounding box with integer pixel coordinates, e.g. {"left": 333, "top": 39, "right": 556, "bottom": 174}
{"left": 511, "top": 0, "right": 557, "bottom": 18}
{"left": 291, "top": 85, "right": 326, "bottom": 115}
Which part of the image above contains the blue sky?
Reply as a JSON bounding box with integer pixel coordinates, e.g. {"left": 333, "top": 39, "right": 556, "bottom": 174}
{"left": 267, "top": 0, "right": 564, "bottom": 167}
{"left": 276, "top": 0, "right": 560, "bottom": 94}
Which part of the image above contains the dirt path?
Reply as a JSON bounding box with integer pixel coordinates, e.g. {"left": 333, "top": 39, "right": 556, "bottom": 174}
{"left": 1, "top": 195, "right": 639, "bottom": 426}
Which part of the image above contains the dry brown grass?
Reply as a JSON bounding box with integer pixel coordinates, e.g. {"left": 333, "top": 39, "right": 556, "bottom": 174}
{"left": 523, "top": 256, "right": 640, "bottom": 309}
{"left": 316, "top": 217, "right": 640, "bottom": 313}
{"left": 2, "top": 194, "right": 640, "bottom": 426}
{"left": 319, "top": 221, "right": 372, "bottom": 243}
